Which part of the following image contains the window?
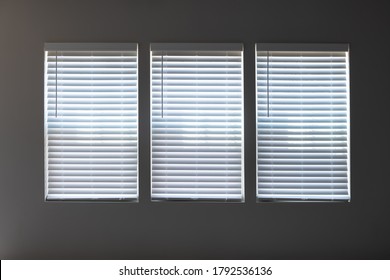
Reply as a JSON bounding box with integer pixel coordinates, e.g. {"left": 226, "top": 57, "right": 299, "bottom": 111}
{"left": 256, "top": 43, "right": 350, "bottom": 201}
{"left": 150, "top": 43, "right": 244, "bottom": 201}
{"left": 44, "top": 43, "right": 138, "bottom": 201}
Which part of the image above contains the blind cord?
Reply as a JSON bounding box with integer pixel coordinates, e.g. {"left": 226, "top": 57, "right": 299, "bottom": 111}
{"left": 161, "top": 53, "right": 164, "bottom": 118}
{"left": 267, "top": 51, "right": 270, "bottom": 117}
{"left": 55, "top": 51, "right": 58, "bottom": 118}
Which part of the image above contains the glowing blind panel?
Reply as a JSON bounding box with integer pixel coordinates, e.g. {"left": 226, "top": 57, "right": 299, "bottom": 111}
{"left": 151, "top": 44, "right": 244, "bottom": 201}
{"left": 256, "top": 44, "right": 350, "bottom": 201}
{"left": 44, "top": 43, "right": 138, "bottom": 201}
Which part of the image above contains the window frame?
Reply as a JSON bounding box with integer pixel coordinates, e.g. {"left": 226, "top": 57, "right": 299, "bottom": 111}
{"left": 255, "top": 43, "right": 351, "bottom": 202}
{"left": 149, "top": 43, "right": 245, "bottom": 202}
{"left": 44, "top": 43, "right": 139, "bottom": 202}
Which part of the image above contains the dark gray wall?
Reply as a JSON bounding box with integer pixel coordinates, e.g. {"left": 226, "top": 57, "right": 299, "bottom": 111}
{"left": 1, "top": 0, "right": 389, "bottom": 259}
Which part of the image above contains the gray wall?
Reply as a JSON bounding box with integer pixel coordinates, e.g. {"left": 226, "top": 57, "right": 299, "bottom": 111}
{"left": 1, "top": 0, "right": 389, "bottom": 259}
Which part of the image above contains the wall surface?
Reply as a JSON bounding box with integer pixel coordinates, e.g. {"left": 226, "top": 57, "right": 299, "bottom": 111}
{"left": 1, "top": 0, "right": 389, "bottom": 259}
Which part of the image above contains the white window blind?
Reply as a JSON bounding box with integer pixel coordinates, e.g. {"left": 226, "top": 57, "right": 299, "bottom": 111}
{"left": 44, "top": 43, "right": 138, "bottom": 201}
{"left": 151, "top": 43, "right": 244, "bottom": 201}
{"left": 256, "top": 43, "right": 350, "bottom": 201}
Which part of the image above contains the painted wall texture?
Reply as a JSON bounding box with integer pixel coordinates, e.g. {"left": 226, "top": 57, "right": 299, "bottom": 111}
{"left": 0, "top": 0, "right": 389, "bottom": 259}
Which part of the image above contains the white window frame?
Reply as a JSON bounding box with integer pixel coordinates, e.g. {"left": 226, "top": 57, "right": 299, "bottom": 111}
{"left": 44, "top": 43, "right": 139, "bottom": 202}
{"left": 255, "top": 43, "right": 350, "bottom": 202}
{"left": 150, "top": 43, "right": 245, "bottom": 202}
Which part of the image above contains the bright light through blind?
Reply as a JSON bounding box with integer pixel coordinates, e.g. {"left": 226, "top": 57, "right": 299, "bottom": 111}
{"left": 151, "top": 43, "right": 244, "bottom": 201}
{"left": 256, "top": 43, "right": 350, "bottom": 201}
{"left": 44, "top": 43, "right": 138, "bottom": 201}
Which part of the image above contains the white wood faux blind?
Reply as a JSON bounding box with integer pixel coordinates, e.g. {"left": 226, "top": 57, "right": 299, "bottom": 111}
{"left": 151, "top": 43, "right": 244, "bottom": 201}
{"left": 256, "top": 43, "right": 350, "bottom": 201}
{"left": 44, "top": 43, "right": 138, "bottom": 201}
